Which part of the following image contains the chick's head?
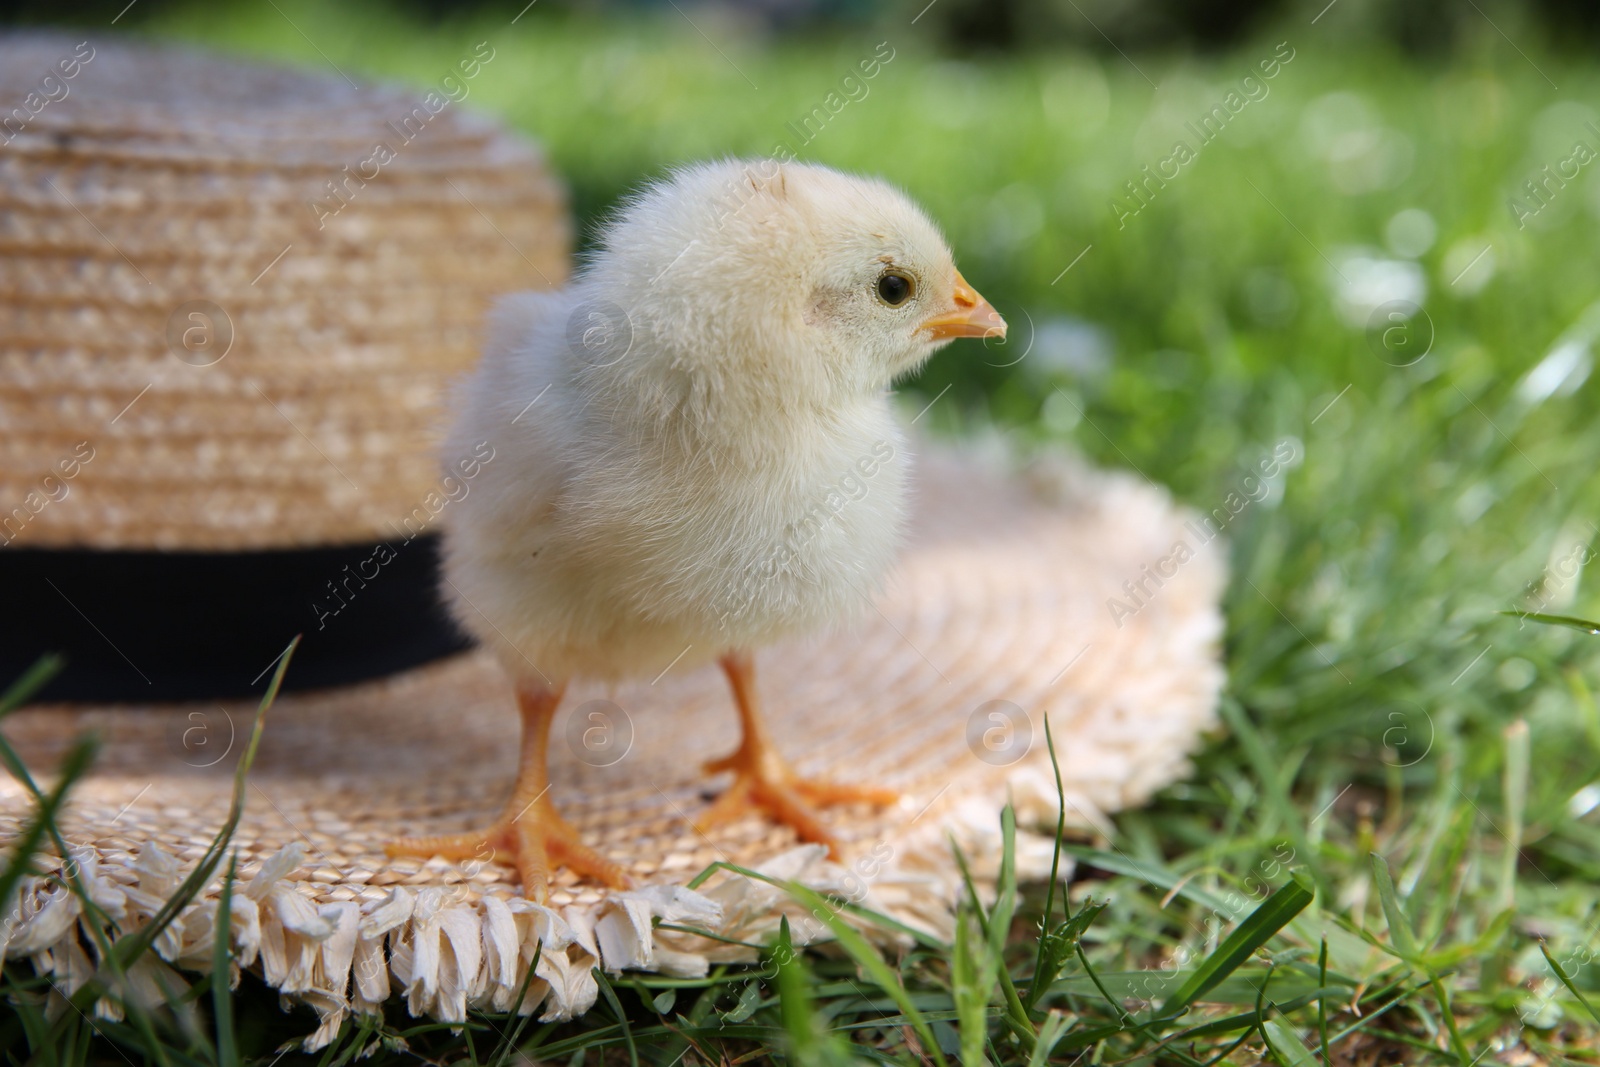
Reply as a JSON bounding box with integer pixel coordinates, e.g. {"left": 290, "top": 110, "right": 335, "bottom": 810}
{"left": 585, "top": 160, "right": 1005, "bottom": 406}
{"left": 783, "top": 163, "right": 1006, "bottom": 383}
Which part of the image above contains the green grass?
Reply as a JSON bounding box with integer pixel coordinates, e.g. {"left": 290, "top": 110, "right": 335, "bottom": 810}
{"left": 8, "top": 1, "right": 1600, "bottom": 1062}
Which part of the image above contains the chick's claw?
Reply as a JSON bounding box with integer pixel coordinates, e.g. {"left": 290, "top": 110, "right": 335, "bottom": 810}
{"left": 386, "top": 802, "right": 632, "bottom": 904}
{"left": 702, "top": 650, "right": 897, "bottom": 858}
{"left": 695, "top": 747, "right": 897, "bottom": 860}
{"left": 790, "top": 778, "right": 900, "bottom": 808}
{"left": 384, "top": 829, "right": 498, "bottom": 863}
{"left": 507, "top": 810, "right": 633, "bottom": 899}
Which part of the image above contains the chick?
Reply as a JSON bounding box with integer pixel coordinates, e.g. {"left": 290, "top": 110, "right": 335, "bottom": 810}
{"left": 388, "top": 160, "right": 1005, "bottom": 901}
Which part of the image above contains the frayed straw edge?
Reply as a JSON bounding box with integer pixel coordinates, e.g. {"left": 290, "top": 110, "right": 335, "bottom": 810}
{"left": 0, "top": 765, "right": 1116, "bottom": 1051}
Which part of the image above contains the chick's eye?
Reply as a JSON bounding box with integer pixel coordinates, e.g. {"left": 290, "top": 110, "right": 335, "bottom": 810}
{"left": 876, "top": 270, "right": 914, "bottom": 307}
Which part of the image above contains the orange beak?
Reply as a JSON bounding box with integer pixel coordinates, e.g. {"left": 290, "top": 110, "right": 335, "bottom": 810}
{"left": 920, "top": 272, "right": 1006, "bottom": 341}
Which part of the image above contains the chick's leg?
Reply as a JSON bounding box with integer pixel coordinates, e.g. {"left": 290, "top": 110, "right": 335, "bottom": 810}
{"left": 695, "top": 651, "right": 896, "bottom": 858}
{"left": 386, "top": 681, "right": 631, "bottom": 902}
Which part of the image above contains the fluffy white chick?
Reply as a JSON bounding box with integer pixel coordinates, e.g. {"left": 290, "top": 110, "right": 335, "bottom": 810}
{"left": 388, "top": 159, "right": 1005, "bottom": 901}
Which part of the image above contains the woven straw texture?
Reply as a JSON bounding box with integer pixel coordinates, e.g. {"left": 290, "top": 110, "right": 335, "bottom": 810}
{"left": 0, "top": 448, "right": 1226, "bottom": 1046}
{"left": 0, "top": 33, "right": 567, "bottom": 549}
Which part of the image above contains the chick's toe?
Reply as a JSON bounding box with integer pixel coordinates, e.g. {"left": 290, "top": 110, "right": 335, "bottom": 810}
{"left": 385, "top": 681, "right": 631, "bottom": 902}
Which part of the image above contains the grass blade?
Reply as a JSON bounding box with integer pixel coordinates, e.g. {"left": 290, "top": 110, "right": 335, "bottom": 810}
{"left": 1262, "top": 1018, "right": 1318, "bottom": 1067}
{"left": 488, "top": 940, "right": 544, "bottom": 1067}
{"left": 109, "top": 638, "right": 296, "bottom": 972}
{"left": 951, "top": 907, "right": 993, "bottom": 1067}
{"left": 1031, "top": 900, "right": 1106, "bottom": 1012}
{"left": 771, "top": 916, "right": 855, "bottom": 1067}
{"left": 0, "top": 735, "right": 96, "bottom": 933}
{"left": 990, "top": 804, "right": 1017, "bottom": 962}
{"left": 1026, "top": 1011, "right": 1070, "bottom": 1067}
{"left": 0, "top": 655, "right": 63, "bottom": 720}
{"left": 1497, "top": 610, "right": 1600, "bottom": 634}
{"left": 1316, "top": 939, "right": 1330, "bottom": 1066}
{"left": 684, "top": 861, "right": 941, "bottom": 948}
{"left": 1059, "top": 845, "right": 1236, "bottom": 915}
{"left": 1028, "top": 712, "right": 1069, "bottom": 1012}
{"left": 591, "top": 967, "right": 638, "bottom": 1067}
{"left": 212, "top": 853, "right": 238, "bottom": 1067}
{"left": 1368, "top": 853, "right": 1420, "bottom": 963}
{"left": 950, "top": 833, "right": 1036, "bottom": 1049}
{"left": 785, "top": 882, "right": 949, "bottom": 1067}
{"left": 1370, "top": 855, "right": 1473, "bottom": 1063}
{"left": 773, "top": 917, "right": 816, "bottom": 1062}
{"left": 1157, "top": 875, "right": 1314, "bottom": 1018}
{"left": 1499, "top": 720, "right": 1528, "bottom": 911}
{"left": 1539, "top": 943, "right": 1600, "bottom": 1027}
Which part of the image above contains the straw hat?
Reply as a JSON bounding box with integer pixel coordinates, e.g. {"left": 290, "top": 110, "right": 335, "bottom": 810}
{"left": 0, "top": 33, "right": 1228, "bottom": 1049}
{"left": 0, "top": 32, "right": 566, "bottom": 699}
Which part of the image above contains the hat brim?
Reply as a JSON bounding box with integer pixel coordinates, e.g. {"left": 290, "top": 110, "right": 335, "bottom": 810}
{"left": 0, "top": 446, "right": 1226, "bottom": 1046}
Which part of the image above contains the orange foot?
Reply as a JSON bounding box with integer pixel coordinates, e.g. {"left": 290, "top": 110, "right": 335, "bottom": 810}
{"left": 694, "top": 743, "right": 897, "bottom": 859}
{"left": 387, "top": 793, "right": 631, "bottom": 905}
{"left": 386, "top": 680, "right": 632, "bottom": 902}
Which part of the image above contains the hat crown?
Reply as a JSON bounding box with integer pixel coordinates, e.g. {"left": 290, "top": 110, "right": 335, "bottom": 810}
{"left": 0, "top": 32, "right": 569, "bottom": 551}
